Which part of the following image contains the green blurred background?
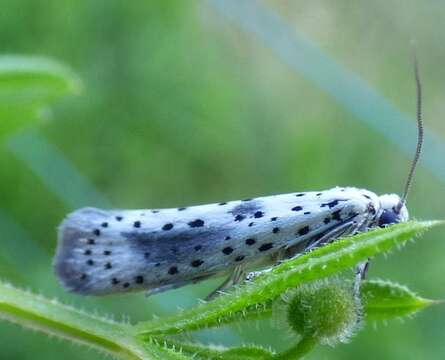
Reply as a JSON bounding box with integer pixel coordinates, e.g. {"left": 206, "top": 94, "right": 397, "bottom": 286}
{"left": 1, "top": 1, "right": 445, "bottom": 359}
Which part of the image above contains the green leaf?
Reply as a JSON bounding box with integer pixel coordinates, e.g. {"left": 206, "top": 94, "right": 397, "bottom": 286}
{"left": 361, "top": 279, "right": 439, "bottom": 321}
{"left": 0, "top": 281, "right": 189, "bottom": 360}
{"left": 0, "top": 55, "right": 81, "bottom": 138}
{"left": 136, "top": 221, "right": 442, "bottom": 336}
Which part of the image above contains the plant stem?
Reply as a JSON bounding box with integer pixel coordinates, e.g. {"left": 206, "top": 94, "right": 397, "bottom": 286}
{"left": 273, "top": 336, "right": 318, "bottom": 360}
{"left": 153, "top": 337, "right": 275, "bottom": 360}
{"left": 0, "top": 281, "right": 184, "bottom": 360}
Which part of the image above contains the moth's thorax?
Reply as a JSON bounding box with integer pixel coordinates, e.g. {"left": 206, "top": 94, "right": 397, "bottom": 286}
{"left": 376, "top": 193, "right": 409, "bottom": 227}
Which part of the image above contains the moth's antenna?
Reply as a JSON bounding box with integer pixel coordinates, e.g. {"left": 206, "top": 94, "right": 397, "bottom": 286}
{"left": 396, "top": 54, "right": 424, "bottom": 213}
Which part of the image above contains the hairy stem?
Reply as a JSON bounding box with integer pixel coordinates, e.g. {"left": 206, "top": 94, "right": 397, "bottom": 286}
{"left": 0, "top": 281, "right": 183, "bottom": 360}
{"left": 273, "top": 336, "right": 318, "bottom": 360}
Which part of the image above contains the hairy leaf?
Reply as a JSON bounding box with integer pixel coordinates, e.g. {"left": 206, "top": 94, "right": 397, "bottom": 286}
{"left": 136, "top": 221, "right": 442, "bottom": 336}
{"left": 361, "top": 279, "right": 439, "bottom": 320}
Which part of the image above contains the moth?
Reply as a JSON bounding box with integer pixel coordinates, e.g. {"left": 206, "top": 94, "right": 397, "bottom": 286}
{"left": 54, "top": 60, "right": 424, "bottom": 297}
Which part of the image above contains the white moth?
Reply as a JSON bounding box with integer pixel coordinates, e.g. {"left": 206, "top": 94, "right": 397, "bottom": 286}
{"left": 54, "top": 60, "right": 424, "bottom": 297}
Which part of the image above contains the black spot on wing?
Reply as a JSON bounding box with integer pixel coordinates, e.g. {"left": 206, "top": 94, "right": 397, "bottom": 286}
{"left": 234, "top": 214, "right": 245, "bottom": 222}
{"left": 188, "top": 219, "right": 204, "bottom": 228}
{"left": 191, "top": 259, "right": 204, "bottom": 267}
{"left": 168, "top": 266, "right": 178, "bottom": 275}
{"left": 258, "top": 243, "right": 273, "bottom": 252}
{"left": 331, "top": 210, "right": 342, "bottom": 221}
{"left": 162, "top": 223, "right": 174, "bottom": 231}
{"left": 321, "top": 199, "right": 346, "bottom": 209}
{"left": 254, "top": 211, "right": 264, "bottom": 218}
{"left": 298, "top": 226, "right": 310, "bottom": 236}
{"left": 229, "top": 201, "right": 262, "bottom": 218}
{"left": 222, "top": 246, "right": 233, "bottom": 255}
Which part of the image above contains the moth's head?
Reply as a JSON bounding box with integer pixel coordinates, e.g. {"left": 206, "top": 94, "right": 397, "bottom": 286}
{"left": 377, "top": 194, "right": 409, "bottom": 227}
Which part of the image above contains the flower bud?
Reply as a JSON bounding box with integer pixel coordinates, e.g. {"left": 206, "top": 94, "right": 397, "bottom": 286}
{"left": 282, "top": 279, "right": 361, "bottom": 345}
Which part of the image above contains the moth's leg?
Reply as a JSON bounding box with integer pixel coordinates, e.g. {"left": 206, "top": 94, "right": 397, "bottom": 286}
{"left": 205, "top": 265, "right": 246, "bottom": 301}
{"left": 285, "top": 218, "right": 361, "bottom": 261}
{"left": 247, "top": 215, "right": 374, "bottom": 289}
{"left": 353, "top": 260, "right": 370, "bottom": 298}
{"left": 304, "top": 220, "right": 358, "bottom": 252}
{"left": 352, "top": 217, "right": 374, "bottom": 298}
{"left": 245, "top": 267, "right": 273, "bottom": 282}
{"left": 145, "top": 280, "right": 193, "bottom": 297}
{"left": 355, "top": 261, "right": 370, "bottom": 281}
{"left": 146, "top": 273, "right": 215, "bottom": 297}
{"left": 246, "top": 220, "right": 361, "bottom": 283}
{"left": 313, "top": 215, "right": 372, "bottom": 297}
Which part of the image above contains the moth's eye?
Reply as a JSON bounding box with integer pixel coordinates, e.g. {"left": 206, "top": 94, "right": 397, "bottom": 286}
{"left": 378, "top": 209, "right": 399, "bottom": 227}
